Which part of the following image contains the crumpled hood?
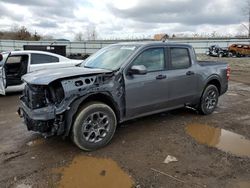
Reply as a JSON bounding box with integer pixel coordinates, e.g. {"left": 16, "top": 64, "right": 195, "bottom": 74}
{"left": 22, "top": 66, "right": 112, "bottom": 85}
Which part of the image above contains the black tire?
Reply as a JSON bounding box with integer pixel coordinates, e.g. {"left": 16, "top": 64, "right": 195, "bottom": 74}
{"left": 71, "top": 102, "right": 117, "bottom": 151}
{"left": 198, "top": 85, "right": 219, "bottom": 115}
{"left": 228, "top": 52, "right": 233, "bottom": 57}
{"left": 218, "top": 53, "right": 223, "bottom": 58}
{"left": 231, "top": 51, "right": 236, "bottom": 57}
{"left": 236, "top": 52, "right": 242, "bottom": 58}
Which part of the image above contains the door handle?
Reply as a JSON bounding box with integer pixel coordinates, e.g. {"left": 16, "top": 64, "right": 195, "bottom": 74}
{"left": 156, "top": 75, "right": 167, "bottom": 80}
{"left": 186, "top": 71, "right": 195, "bottom": 76}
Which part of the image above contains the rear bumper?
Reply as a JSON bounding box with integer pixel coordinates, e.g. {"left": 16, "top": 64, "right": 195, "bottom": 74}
{"left": 220, "top": 82, "right": 228, "bottom": 95}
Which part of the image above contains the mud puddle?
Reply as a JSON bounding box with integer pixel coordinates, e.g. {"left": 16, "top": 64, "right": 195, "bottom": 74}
{"left": 228, "top": 180, "right": 250, "bottom": 188}
{"left": 186, "top": 124, "right": 250, "bottom": 157}
{"left": 235, "top": 181, "right": 250, "bottom": 188}
{"left": 53, "top": 156, "right": 134, "bottom": 188}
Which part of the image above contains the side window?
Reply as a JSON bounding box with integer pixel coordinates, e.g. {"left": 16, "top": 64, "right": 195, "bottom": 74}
{"left": 6, "top": 55, "right": 29, "bottom": 65}
{"left": 170, "top": 48, "right": 191, "bottom": 69}
{"left": 31, "top": 54, "right": 59, "bottom": 64}
{"left": 6, "top": 56, "right": 22, "bottom": 64}
{"left": 132, "top": 48, "right": 164, "bottom": 72}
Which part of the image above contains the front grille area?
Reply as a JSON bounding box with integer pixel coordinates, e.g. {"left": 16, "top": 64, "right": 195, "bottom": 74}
{"left": 23, "top": 84, "right": 48, "bottom": 109}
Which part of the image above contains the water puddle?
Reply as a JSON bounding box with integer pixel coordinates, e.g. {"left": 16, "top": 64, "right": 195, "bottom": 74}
{"left": 236, "top": 181, "right": 250, "bottom": 188}
{"left": 53, "top": 156, "right": 134, "bottom": 188}
{"left": 229, "top": 181, "right": 250, "bottom": 188}
{"left": 186, "top": 124, "right": 250, "bottom": 157}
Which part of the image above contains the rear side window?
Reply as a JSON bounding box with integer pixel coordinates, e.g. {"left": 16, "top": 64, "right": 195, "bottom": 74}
{"left": 31, "top": 54, "right": 59, "bottom": 64}
{"left": 170, "top": 48, "right": 191, "bottom": 69}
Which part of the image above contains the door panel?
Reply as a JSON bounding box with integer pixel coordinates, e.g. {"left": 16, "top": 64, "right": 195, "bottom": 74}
{"left": 166, "top": 68, "right": 197, "bottom": 106}
{"left": 0, "top": 53, "right": 9, "bottom": 95}
{"left": 0, "top": 66, "right": 6, "bottom": 95}
{"left": 124, "top": 47, "right": 169, "bottom": 118}
{"left": 125, "top": 71, "right": 168, "bottom": 117}
{"left": 166, "top": 47, "right": 198, "bottom": 106}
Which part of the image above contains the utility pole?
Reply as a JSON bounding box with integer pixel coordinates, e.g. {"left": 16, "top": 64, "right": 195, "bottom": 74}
{"left": 247, "top": 0, "right": 250, "bottom": 38}
{"left": 243, "top": 0, "right": 250, "bottom": 38}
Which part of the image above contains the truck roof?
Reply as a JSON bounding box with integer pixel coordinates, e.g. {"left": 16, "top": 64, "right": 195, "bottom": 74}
{"left": 114, "top": 41, "right": 192, "bottom": 48}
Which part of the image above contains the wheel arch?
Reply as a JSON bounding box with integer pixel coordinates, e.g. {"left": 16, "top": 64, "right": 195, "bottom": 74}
{"left": 204, "top": 75, "right": 222, "bottom": 95}
{"left": 63, "top": 92, "right": 120, "bottom": 138}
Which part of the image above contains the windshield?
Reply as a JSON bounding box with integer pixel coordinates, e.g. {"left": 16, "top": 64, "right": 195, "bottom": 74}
{"left": 83, "top": 45, "right": 138, "bottom": 70}
{"left": 0, "top": 53, "right": 9, "bottom": 67}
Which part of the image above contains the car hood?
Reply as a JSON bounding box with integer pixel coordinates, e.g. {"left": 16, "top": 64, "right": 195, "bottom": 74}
{"left": 22, "top": 66, "right": 112, "bottom": 85}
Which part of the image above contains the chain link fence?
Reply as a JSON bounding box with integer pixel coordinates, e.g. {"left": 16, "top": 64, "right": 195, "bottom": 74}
{"left": 0, "top": 38, "right": 249, "bottom": 55}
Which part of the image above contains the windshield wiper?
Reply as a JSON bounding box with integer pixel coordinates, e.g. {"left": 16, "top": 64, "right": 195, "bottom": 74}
{"left": 84, "top": 65, "right": 113, "bottom": 71}
{"left": 84, "top": 65, "right": 95, "bottom": 69}
{"left": 75, "top": 60, "right": 85, "bottom": 67}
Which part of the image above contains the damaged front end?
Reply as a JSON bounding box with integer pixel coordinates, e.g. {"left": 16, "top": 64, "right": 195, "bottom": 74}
{"left": 18, "top": 71, "right": 124, "bottom": 138}
{"left": 19, "top": 83, "right": 65, "bottom": 137}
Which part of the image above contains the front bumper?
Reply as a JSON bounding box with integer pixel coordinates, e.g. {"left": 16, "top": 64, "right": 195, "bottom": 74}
{"left": 19, "top": 96, "right": 56, "bottom": 120}
{"left": 18, "top": 97, "right": 56, "bottom": 133}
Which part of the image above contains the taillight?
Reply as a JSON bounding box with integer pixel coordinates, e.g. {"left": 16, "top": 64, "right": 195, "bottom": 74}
{"left": 226, "top": 65, "right": 230, "bottom": 80}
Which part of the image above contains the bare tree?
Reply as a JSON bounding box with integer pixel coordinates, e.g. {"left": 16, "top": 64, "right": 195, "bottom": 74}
{"left": 242, "top": 0, "right": 250, "bottom": 37}
{"left": 16, "top": 26, "right": 31, "bottom": 40}
{"left": 0, "top": 25, "right": 42, "bottom": 40}
{"left": 85, "top": 24, "right": 98, "bottom": 40}
{"left": 32, "top": 30, "right": 41, "bottom": 41}
{"left": 74, "top": 32, "right": 84, "bottom": 41}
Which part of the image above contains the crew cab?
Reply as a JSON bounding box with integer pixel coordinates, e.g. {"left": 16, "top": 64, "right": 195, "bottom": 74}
{"left": 0, "top": 50, "right": 82, "bottom": 95}
{"left": 18, "top": 42, "right": 230, "bottom": 151}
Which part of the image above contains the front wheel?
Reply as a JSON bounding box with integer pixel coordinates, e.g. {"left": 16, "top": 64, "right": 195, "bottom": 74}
{"left": 71, "top": 102, "right": 117, "bottom": 151}
{"left": 198, "top": 85, "right": 219, "bottom": 115}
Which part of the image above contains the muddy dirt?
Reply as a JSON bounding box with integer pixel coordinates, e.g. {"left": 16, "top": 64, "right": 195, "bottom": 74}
{"left": 0, "top": 57, "right": 250, "bottom": 188}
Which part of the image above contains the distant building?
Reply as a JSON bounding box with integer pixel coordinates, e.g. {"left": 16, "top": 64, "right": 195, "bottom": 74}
{"left": 56, "top": 39, "right": 70, "bottom": 42}
{"left": 154, "top": 33, "right": 169, "bottom": 41}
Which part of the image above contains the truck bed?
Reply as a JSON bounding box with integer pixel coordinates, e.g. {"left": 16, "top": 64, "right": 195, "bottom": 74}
{"left": 198, "top": 61, "right": 227, "bottom": 66}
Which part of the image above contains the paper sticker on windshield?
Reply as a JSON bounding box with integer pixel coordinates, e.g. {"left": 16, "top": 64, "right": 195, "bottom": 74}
{"left": 120, "top": 46, "right": 136, "bottom": 50}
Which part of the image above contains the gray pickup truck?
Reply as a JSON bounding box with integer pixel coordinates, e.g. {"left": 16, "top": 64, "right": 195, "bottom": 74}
{"left": 18, "top": 42, "right": 230, "bottom": 151}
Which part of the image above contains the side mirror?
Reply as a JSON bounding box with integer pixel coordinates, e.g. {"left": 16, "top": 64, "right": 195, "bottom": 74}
{"left": 0, "top": 54, "right": 3, "bottom": 62}
{"left": 129, "top": 65, "right": 147, "bottom": 75}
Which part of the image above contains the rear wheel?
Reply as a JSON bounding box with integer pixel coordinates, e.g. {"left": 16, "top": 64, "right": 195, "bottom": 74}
{"left": 231, "top": 51, "right": 236, "bottom": 57}
{"left": 198, "top": 85, "right": 219, "bottom": 115}
{"left": 71, "top": 102, "right": 117, "bottom": 151}
{"left": 236, "top": 52, "right": 242, "bottom": 57}
{"left": 218, "top": 53, "right": 223, "bottom": 58}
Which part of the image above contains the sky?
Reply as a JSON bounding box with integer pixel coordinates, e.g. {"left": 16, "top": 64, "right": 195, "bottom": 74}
{"left": 0, "top": 0, "right": 249, "bottom": 40}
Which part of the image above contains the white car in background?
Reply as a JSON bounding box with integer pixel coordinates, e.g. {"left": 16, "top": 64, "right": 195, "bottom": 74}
{"left": 0, "top": 50, "right": 82, "bottom": 95}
